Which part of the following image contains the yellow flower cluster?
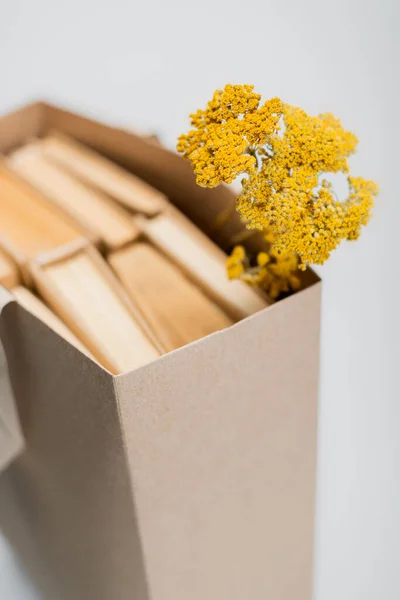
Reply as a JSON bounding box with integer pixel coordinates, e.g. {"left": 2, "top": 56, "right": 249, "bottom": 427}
{"left": 178, "top": 84, "right": 378, "bottom": 286}
{"left": 235, "top": 105, "right": 378, "bottom": 268}
{"left": 226, "top": 236, "right": 301, "bottom": 299}
{"left": 177, "top": 84, "right": 283, "bottom": 187}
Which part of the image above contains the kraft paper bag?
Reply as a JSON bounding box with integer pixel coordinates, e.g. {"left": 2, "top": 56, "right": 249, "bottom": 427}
{"left": 0, "top": 102, "right": 321, "bottom": 600}
{"left": 0, "top": 288, "right": 24, "bottom": 474}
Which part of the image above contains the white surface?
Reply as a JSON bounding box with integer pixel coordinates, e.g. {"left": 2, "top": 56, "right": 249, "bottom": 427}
{"left": 0, "top": 0, "right": 398, "bottom": 598}
{"left": 0, "top": 536, "right": 40, "bottom": 600}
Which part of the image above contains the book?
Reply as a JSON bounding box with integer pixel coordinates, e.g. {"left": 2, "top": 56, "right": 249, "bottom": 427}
{"left": 0, "top": 245, "right": 93, "bottom": 359}
{"left": 8, "top": 143, "right": 140, "bottom": 251}
{"left": 109, "top": 242, "right": 233, "bottom": 352}
{"left": 37, "top": 131, "right": 167, "bottom": 216}
{"left": 11, "top": 286, "right": 93, "bottom": 359}
{"left": 137, "top": 208, "right": 269, "bottom": 320}
{"left": 30, "top": 241, "right": 160, "bottom": 374}
{"left": 0, "top": 247, "right": 20, "bottom": 289}
{"left": 0, "top": 166, "right": 83, "bottom": 282}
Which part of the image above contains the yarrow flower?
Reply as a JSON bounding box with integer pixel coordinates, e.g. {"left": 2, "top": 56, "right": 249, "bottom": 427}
{"left": 177, "top": 85, "right": 283, "bottom": 187}
{"left": 226, "top": 233, "right": 301, "bottom": 299}
{"left": 178, "top": 84, "right": 378, "bottom": 296}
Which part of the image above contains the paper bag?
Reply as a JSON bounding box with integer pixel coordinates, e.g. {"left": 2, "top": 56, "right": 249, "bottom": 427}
{"left": 0, "top": 102, "right": 321, "bottom": 600}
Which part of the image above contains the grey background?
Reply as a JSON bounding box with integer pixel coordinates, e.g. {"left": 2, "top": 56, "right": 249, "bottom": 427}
{"left": 0, "top": 0, "right": 398, "bottom": 598}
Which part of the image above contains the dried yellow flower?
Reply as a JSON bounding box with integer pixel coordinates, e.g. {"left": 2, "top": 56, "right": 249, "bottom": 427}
{"left": 177, "top": 84, "right": 283, "bottom": 187}
{"left": 226, "top": 245, "right": 246, "bottom": 279}
{"left": 178, "top": 84, "right": 378, "bottom": 291}
{"left": 226, "top": 232, "right": 301, "bottom": 299}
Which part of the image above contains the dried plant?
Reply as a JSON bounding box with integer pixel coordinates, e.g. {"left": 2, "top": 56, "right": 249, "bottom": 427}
{"left": 178, "top": 84, "right": 378, "bottom": 298}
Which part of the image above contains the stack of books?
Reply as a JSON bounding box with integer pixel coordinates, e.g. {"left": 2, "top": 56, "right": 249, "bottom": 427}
{"left": 0, "top": 132, "right": 268, "bottom": 374}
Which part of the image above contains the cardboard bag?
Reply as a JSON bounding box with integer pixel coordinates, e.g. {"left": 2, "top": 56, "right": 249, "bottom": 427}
{"left": 0, "top": 289, "right": 25, "bottom": 473}
{"left": 0, "top": 103, "right": 321, "bottom": 600}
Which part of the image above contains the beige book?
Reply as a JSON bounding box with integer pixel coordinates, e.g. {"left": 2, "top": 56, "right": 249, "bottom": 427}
{"left": 0, "top": 244, "right": 92, "bottom": 360}
{"left": 8, "top": 143, "right": 140, "bottom": 251}
{"left": 0, "top": 166, "right": 83, "bottom": 282}
{"left": 12, "top": 286, "right": 93, "bottom": 359}
{"left": 137, "top": 208, "right": 269, "bottom": 320}
{"left": 38, "top": 131, "right": 167, "bottom": 216}
{"left": 30, "top": 241, "right": 160, "bottom": 374}
{"left": 0, "top": 248, "right": 19, "bottom": 289}
{"left": 109, "top": 242, "right": 234, "bottom": 353}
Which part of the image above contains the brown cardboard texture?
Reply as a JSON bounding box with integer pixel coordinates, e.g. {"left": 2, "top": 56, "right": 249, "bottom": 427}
{"left": 0, "top": 288, "right": 25, "bottom": 474}
{"left": 0, "top": 102, "right": 321, "bottom": 600}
